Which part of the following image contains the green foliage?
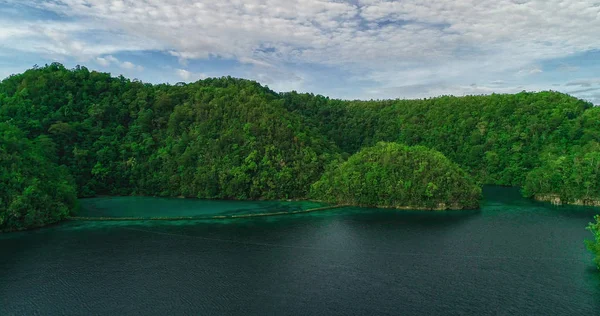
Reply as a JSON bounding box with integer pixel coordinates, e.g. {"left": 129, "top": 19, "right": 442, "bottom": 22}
{"left": 0, "top": 64, "right": 338, "bottom": 205}
{"left": 523, "top": 141, "right": 600, "bottom": 204}
{"left": 522, "top": 107, "right": 600, "bottom": 204}
{"left": 0, "top": 123, "right": 77, "bottom": 231}
{"left": 311, "top": 142, "right": 481, "bottom": 209}
{"left": 282, "top": 91, "right": 592, "bottom": 186}
{"left": 2, "top": 63, "right": 600, "bottom": 230}
{"left": 586, "top": 215, "right": 600, "bottom": 270}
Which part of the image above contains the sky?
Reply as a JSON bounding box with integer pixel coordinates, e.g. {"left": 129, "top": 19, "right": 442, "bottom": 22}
{"left": 1, "top": 0, "right": 600, "bottom": 104}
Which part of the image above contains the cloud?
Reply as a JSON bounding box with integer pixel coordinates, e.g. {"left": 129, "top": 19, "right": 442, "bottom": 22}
{"left": 94, "top": 54, "right": 142, "bottom": 71}
{"left": 1, "top": 0, "right": 600, "bottom": 103}
{"left": 96, "top": 56, "right": 110, "bottom": 66}
{"left": 567, "top": 87, "right": 600, "bottom": 95}
{"left": 518, "top": 66, "right": 543, "bottom": 75}
{"left": 529, "top": 68, "right": 543, "bottom": 75}
{"left": 363, "top": 81, "right": 545, "bottom": 100}
{"left": 588, "top": 92, "right": 600, "bottom": 105}
{"left": 105, "top": 55, "right": 119, "bottom": 64}
{"left": 121, "top": 61, "right": 135, "bottom": 69}
{"left": 8, "top": 1, "right": 597, "bottom": 70}
{"left": 176, "top": 69, "right": 191, "bottom": 80}
{"left": 564, "top": 79, "right": 600, "bottom": 87}
{"left": 175, "top": 68, "right": 207, "bottom": 82}
{"left": 239, "top": 57, "right": 273, "bottom": 68}
{"left": 566, "top": 82, "right": 591, "bottom": 88}
{"left": 557, "top": 63, "right": 580, "bottom": 73}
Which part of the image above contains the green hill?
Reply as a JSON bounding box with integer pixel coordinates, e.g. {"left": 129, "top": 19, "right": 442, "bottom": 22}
{"left": 0, "top": 63, "right": 338, "bottom": 201}
{"left": 281, "top": 91, "right": 593, "bottom": 186}
{"left": 1, "top": 63, "right": 599, "bottom": 230}
{"left": 311, "top": 142, "right": 481, "bottom": 210}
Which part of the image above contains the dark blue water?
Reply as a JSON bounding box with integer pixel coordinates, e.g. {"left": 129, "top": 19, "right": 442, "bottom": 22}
{"left": 1, "top": 187, "right": 599, "bottom": 315}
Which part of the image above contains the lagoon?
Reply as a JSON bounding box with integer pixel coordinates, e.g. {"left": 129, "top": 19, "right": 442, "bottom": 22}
{"left": 0, "top": 187, "right": 598, "bottom": 315}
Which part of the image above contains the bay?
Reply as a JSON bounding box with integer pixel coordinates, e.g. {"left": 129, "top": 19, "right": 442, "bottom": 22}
{"left": 1, "top": 186, "right": 598, "bottom": 315}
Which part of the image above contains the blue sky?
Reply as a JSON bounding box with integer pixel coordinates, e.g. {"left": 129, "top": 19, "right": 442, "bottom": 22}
{"left": 1, "top": 0, "right": 600, "bottom": 104}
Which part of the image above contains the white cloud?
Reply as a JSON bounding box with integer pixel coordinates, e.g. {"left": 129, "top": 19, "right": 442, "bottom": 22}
{"left": 2, "top": 0, "right": 600, "bottom": 102}
{"left": 105, "top": 55, "right": 119, "bottom": 64}
{"left": 176, "top": 69, "right": 191, "bottom": 80}
{"left": 121, "top": 61, "right": 135, "bottom": 69}
{"left": 93, "top": 54, "right": 142, "bottom": 71}
{"left": 15, "top": 0, "right": 598, "bottom": 67}
{"left": 517, "top": 65, "right": 543, "bottom": 75}
{"left": 175, "top": 68, "right": 207, "bottom": 82}
{"left": 529, "top": 68, "right": 543, "bottom": 75}
{"left": 96, "top": 57, "right": 110, "bottom": 66}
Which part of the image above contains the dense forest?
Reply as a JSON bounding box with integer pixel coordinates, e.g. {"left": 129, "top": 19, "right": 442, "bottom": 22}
{"left": 0, "top": 123, "right": 76, "bottom": 231}
{"left": 281, "top": 91, "right": 593, "bottom": 186}
{"left": 0, "top": 64, "right": 338, "bottom": 201}
{"left": 0, "top": 63, "right": 599, "bottom": 233}
{"left": 311, "top": 142, "right": 481, "bottom": 209}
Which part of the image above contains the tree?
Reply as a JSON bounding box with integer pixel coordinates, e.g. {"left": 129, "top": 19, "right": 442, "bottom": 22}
{"left": 0, "top": 123, "right": 76, "bottom": 232}
{"left": 586, "top": 215, "right": 600, "bottom": 269}
{"left": 310, "top": 142, "right": 481, "bottom": 210}
{"left": 586, "top": 215, "right": 600, "bottom": 270}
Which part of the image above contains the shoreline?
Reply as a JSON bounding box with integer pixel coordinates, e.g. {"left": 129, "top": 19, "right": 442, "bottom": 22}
{"left": 534, "top": 194, "right": 600, "bottom": 207}
{"left": 2, "top": 199, "right": 479, "bottom": 232}
{"left": 68, "top": 204, "right": 346, "bottom": 221}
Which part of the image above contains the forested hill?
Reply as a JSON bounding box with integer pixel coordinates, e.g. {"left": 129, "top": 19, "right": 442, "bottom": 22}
{"left": 311, "top": 142, "right": 481, "bottom": 210}
{"left": 280, "top": 91, "right": 600, "bottom": 205}
{"left": 281, "top": 91, "right": 595, "bottom": 186}
{"left": 1, "top": 63, "right": 599, "bottom": 230}
{"left": 0, "top": 63, "right": 338, "bottom": 201}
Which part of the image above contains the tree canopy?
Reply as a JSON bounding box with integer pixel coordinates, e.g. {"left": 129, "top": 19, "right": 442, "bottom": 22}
{"left": 282, "top": 90, "right": 593, "bottom": 186}
{"left": 311, "top": 142, "right": 481, "bottom": 209}
{"left": 522, "top": 108, "right": 600, "bottom": 205}
{"left": 1, "top": 63, "right": 600, "bottom": 231}
{"left": 587, "top": 215, "right": 600, "bottom": 270}
{"left": 0, "top": 63, "right": 338, "bottom": 201}
{"left": 0, "top": 123, "right": 76, "bottom": 231}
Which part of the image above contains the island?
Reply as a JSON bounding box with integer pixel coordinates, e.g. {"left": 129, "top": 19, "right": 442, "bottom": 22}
{"left": 310, "top": 142, "right": 481, "bottom": 210}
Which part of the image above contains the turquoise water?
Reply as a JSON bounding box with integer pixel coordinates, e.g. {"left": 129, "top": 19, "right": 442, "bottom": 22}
{"left": 77, "top": 197, "right": 326, "bottom": 218}
{"left": 0, "top": 187, "right": 599, "bottom": 315}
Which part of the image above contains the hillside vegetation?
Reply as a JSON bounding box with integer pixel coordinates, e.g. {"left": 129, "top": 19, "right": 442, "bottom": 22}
{"left": 0, "top": 63, "right": 337, "bottom": 201}
{"left": 281, "top": 91, "right": 593, "bottom": 186}
{"left": 0, "top": 123, "right": 76, "bottom": 231}
{"left": 587, "top": 215, "right": 600, "bottom": 270}
{"left": 1, "top": 63, "right": 599, "bottom": 230}
{"left": 311, "top": 142, "right": 481, "bottom": 209}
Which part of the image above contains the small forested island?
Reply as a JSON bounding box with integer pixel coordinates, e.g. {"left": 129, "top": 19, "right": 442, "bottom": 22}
{"left": 311, "top": 142, "right": 481, "bottom": 210}
{"left": 0, "top": 63, "right": 599, "bottom": 250}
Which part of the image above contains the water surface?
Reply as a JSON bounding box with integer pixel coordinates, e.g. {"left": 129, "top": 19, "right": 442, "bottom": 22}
{"left": 1, "top": 187, "right": 599, "bottom": 315}
{"left": 77, "top": 197, "right": 326, "bottom": 218}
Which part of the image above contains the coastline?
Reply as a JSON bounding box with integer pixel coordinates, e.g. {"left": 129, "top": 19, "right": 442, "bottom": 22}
{"left": 534, "top": 194, "right": 600, "bottom": 207}
{"left": 1, "top": 198, "right": 479, "bottom": 232}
